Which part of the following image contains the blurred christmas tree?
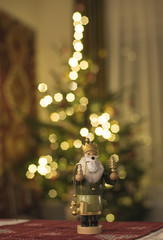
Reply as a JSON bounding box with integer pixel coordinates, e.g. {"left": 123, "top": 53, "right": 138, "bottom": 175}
{"left": 25, "top": 10, "right": 147, "bottom": 221}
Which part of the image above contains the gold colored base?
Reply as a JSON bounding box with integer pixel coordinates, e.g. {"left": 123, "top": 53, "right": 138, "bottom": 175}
{"left": 77, "top": 225, "right": 102, "bottom": 234}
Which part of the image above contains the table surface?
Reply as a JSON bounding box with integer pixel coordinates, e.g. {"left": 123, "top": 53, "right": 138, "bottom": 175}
{"left": 0, "top": 219, "right": 163, "bottom": 240}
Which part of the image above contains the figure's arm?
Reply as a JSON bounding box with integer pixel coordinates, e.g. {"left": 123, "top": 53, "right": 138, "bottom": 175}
{"left": 103, "top": 172, "right": 118, "bottom": 185}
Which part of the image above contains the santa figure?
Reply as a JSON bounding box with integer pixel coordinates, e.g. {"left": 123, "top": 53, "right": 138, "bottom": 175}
{"left": 74, "top": 138, "right": 118, "bottom": 234}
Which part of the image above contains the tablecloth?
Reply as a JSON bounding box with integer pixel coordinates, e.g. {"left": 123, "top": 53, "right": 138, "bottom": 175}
{"left": 0, "top": 219, "right": 163, "bottom": 240}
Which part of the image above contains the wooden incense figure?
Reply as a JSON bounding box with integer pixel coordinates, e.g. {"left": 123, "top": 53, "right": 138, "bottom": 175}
{"left": 71, "top": 138, "right": 118, "bottom": 234}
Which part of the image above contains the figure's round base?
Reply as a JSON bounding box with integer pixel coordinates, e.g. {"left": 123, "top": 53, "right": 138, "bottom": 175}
{"left": 77, "top": 225, "right": 102, "bottom": 234}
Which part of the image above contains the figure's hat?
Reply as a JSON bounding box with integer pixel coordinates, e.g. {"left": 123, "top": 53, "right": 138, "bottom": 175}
{"left": 82, "top": 138, "right": 97, "bottom": 154}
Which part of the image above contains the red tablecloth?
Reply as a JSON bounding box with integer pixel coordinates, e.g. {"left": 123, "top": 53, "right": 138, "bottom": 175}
{"left": 0, "top": 219, "right": 163, "bottom": 240}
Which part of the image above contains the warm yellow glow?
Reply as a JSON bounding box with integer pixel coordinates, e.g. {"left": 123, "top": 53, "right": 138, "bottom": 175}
{"left": 95, "top": 127, "right": 103, "bottom": 136}
{"left": 48, "top": 189, "right": 57, "bottom": 198}
{"left": 71, "top": 65, "right": 80, "bottom": 72}
{"left": 73, "top": 51, "right": 82, "bottom": 60}
{"left": 90, "top": 113, "right": 99, "bottom": 127}
{"left": 66, "top": 93, "right": 75, "bottom": 102}
{"left": 102, "top": 129, "right": 111, "bottom": 139}
{"left": 102, "top": 122, "right": 110, "bottom": 129}
{"left": 37, "top": 166, "right": 47, "bottom": 175}
{"left": 60, "top": 141, "right": 69, "bottom": 150}
{"left": 69, "top": 82, "right": 78, "bottom": 91}
{"left": 45, "top": 155, "right": 53, "bottom": 164}
{"left": 50, "top": 161, "right": 58, "bottom": 170}
{"left": 80, "top": 60, "right": 88, "bottom": 70}
{"left": 111, "top": 123, "right": 120, "bottom": 133}
{"left": 109, "top": 133, "right": 116, "bottom": 142}
{"left": 87, "top": 133, "right": 95, "bottom": 141}
{"left": 103, "top": 113, "right": 110, "bottom": 121}
{"left": 40, "top": 95, "right": 53, "bottom": 107}
{"left": 74, "top": 32, "right": 83, "bottom": 40}
{"left": 98, "top": 115, "right": 107, "bottom": 125}
{"left": 106, "top": 214, "right": 115, "bottom": 222}
{"left": 54, "top": 93, "right": 63, "bottom": 102}
{"left": 28, "top": 164, "right": 37, "bottom": 173}
{"left": 69, "top": 71, "right": 78, "bottom": 80}
{"left": 118, "top": 197, "right": 132, "bottom": 206}
{"left": 68, "top": 57, "right": 78, "bottom": 67}
{"left": 81, "top": 16, "right": 89, "bottom": 25}
{"left": 50, "top": 142, "right": 59, "bottom": 150}
{"left": 50, "top": 112, "right": 60, "bottom": 122}
{"left": 49, "top": 133, "right": 57, "bottom": 143}
{"left": 78, "top": 105, "right": 87, "bottom": 112}
{"left": 80, "top": 97, "right": 88, "bottom": 106}
{"left": 72, "top": 12, "right": 82, "bottom": 22}
{"left": 66, "top": 107, "right": 74, "bottom": 116}
{"left": 89, "top": 113, "right": 98, "bottom": 121}
{"left": 38, "top": 83, "right": 48, "bottom": 92}
{"left": 73, "top": 139, "right": 82, "bottom": 148}
{"left": 119, "top": 170, "right": 127, "bottom": 179}
{"left": 26, "top": 171, "right": 34, "bottom": 179}
{"left": 38, "top": 157, "right": 47, "bottom": 166}
{"left": 80, "top": 128, "right": 89, "bottom": 137}
{"left": 74, "top": 41, "right": 83, "bottom": 52}
{"left": 45, "top": 172, "right": 53, "bottom": 179}
{"left": 45, "top": 165, "right": 51, "bottom": 174}
{"left": 59, "top": 111, "right": 66, "bottom": 120}
{"left": 75, "top": 24, "right": 84, "bottom": 33}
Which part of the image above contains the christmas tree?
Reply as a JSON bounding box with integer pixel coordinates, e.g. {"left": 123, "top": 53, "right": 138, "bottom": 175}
{"left": 25, "top": 11, "right": 147, "bottom": 221}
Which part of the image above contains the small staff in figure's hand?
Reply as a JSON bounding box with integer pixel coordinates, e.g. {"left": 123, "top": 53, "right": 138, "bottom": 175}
{"left": 109, "top": 155, "right": 118, "bottom": 181}
{"left": 75, "top": 164, "right": 83, "bottom": 182}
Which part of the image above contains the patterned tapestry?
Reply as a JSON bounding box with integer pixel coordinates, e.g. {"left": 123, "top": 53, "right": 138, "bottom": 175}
{"left": 0, "top": 10, "right": 36, "bottom": 216}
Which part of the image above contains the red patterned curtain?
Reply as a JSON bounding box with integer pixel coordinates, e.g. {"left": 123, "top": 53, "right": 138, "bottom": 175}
{"left": 0, "top": 10, "right": 36, "bottom": 217}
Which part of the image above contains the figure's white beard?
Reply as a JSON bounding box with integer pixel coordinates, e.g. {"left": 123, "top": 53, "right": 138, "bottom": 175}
{"left": 85, "top": 156, "right": 98, "bottom": 173}
{"left": 78, "top": 156, "right": 104, "bottom": 183}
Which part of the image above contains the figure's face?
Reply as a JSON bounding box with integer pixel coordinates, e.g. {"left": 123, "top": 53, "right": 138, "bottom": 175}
{"left": 85, "top": 150, "right": 97, "bottom": 160}
{"left": 84, "top": 150, "right": 98, "bottom": 173}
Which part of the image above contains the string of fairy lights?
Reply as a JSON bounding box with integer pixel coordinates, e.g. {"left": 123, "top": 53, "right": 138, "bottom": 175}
{"left": 26, "top": 11, "right": 127, "bottom": 222}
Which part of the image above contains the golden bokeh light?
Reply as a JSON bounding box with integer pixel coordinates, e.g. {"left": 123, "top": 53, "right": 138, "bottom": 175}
{"left": 74, "top": 41, "right": 83, "bottom": 52}
{"left": 69, "top": 71, "right": 78, "bottom": 80}
{"left": 66, "top": 107, "right": 74, "bottom": 116}
{"left": 111, "top": 123, "right": 120, "bottom": 133}
{"left": 28, "top": 164, "right": 37, "bottom": 173}
{"left": 81, "top": 16, "right": 89, "bottom": 25}
{"left": 49, "top": 134, "right": 57, "bottom": 143}
{"left": 66, "top": 93, "right": 75, "bottom": 102}
{"left": 69, "top": 82, "right": 78, "bottom": 91}
{"left": 40, "top": 95, "right": 53, "bottom": 107}
{"left": 80, "top": 128, "right": 89, "bottom": 137}
{"left": 38, "top": 83, "right": 48, "bottom": 92}
{"left": 75, "top": 24, "right": 84, "bottom": 33}
{"left": 60, "top": 141, "right": 69, "bottom": 150}
{"left": 48, "top": 189, "right": 57, "bottom": 198}
{"left": 26, "top": 171, "right": 34, "bottom": 179}
{"left": 54, "top": 93, "right": 63, "bottom": 102}
{"left": 73, "top": 139, "right": 82, "bottom": 148}
{"left": 106, "top": 214, "right": 115, "bottom": 222}
{"left": 68, "top": 57, "right": 78, "bottom": 67}
{"left": 74, "top": 32, "right": 83, "bottom": 40}
{"left": 38, "top": 156, "right": 47, "bottom": 166}
{"left": 80, "top": 60, "right": 88, "bottom": 70}
{"left": 50, "top": 112, "right": 60, "bottom": 122}
{"left": 72, "top": 12, "right": 82, "bottom": 22}
{"left": 73, "top": 51, "right": 82, "bottom": 60}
